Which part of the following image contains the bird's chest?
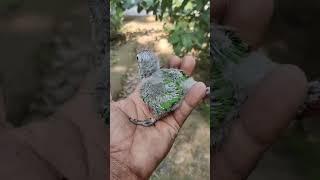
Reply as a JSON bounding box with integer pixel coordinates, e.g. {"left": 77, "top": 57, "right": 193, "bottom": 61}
{"left": 140, "top": 69, "right": 187, "bottom": 118}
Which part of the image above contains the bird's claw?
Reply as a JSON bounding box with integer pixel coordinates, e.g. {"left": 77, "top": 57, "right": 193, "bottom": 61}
{"left": 128, "top": 117, "right": 157, "bottom": 127}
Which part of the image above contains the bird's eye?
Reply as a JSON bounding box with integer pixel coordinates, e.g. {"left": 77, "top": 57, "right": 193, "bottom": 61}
{"left": 136, "top": 56, "right": 139, "bottom": 61}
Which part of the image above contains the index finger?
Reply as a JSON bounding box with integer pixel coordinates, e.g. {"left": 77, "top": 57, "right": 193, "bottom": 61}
{"left": 180, "top": 55, "right": 196, "bottom": 76}
{"left": 168, "top": 55, "right": 196, "bottom": 75}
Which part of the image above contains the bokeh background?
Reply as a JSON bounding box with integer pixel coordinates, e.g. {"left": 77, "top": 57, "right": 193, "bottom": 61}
{"left": 0, "top": 0, "right": 93, "bottom": 126}
{"left": 247, "top": 0, "right": 320, "bottom": 179}
{"left": 110, "top": 0, "right": 210, "bottom": 179}
{"left": 0, "top": 1, "right": 107, "bottom": 179}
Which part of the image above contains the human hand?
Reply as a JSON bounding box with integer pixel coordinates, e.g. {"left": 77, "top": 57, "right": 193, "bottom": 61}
{"left": 212, "top": 1, "right": 308, "bottom": 179}
{"left": 110, "top": 55, "right": 207, "bottom": 179}
{"left": 213, "top": 65, "right": 307, "bottom": 179}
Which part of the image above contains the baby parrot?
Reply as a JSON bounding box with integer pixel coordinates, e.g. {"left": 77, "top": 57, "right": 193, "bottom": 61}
{"left": 128, "top": 50, "right": 199, "bottom": 127}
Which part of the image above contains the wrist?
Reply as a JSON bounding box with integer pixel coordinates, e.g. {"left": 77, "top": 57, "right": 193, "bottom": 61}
{"left": 110, "top": 157, "right": 139, "bottom": 180}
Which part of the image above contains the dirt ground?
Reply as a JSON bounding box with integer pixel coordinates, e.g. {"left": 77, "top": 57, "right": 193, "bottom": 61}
{"left": 110, "top": 16, "right": 210, "bottom": 180}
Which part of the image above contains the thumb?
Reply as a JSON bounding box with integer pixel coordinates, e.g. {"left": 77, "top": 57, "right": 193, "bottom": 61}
{"left": 173, "top": 82, "right": 207, "bottom": 126}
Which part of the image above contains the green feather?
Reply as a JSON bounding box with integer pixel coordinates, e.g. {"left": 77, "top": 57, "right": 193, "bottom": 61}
{"left": 160, "top": 96, "right": 180, "bottom": 111}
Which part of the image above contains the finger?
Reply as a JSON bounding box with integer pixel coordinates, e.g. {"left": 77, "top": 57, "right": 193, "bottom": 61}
{"left": 169, "top": 55, "right": 182, "bottom": 69}
{"left": 213, "top": 65, "right": 308, "bottom": 179}
{"left": 181, "top": 55, "right": 196, "bottom": 75}
{"left": 173, "top": 82, "right": 206, "bottom": 126}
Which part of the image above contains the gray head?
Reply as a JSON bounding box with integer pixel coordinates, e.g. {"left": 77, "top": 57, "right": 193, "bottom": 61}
{"left": 136, "top": 50, "right": 160, "bottom": 79}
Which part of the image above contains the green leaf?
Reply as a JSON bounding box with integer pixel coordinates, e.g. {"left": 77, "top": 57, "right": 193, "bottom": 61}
{"left": 169, "top": 33, "right": 180, "bottom": 44}
{"left": 161, "top": 0, "right": 169, "bottom": 18}
{"left": 179, "top": 0, "right": 189, "bottom": 11}
{"left": 182, "top": 34, "right": 192, "bottom": 48}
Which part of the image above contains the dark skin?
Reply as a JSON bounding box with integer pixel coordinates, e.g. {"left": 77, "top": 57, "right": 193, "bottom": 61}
{"left": 110, "top": 55, "right": 207, "bottom": 179}
{"left": 213, "top": 0, "right": 308, "bottom": 179}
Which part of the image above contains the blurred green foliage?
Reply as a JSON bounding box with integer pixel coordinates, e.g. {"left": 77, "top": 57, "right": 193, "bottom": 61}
{"left": 136, "top": 0, "right": 209, "bottom": 58}
{"left": 110, "top": 0, "right": 210, "bottom": 61}
{"left": 110, "top": 0, "right": 125, "bottom": 36}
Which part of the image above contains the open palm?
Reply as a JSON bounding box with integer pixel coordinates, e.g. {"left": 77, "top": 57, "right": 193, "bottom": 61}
{"left": 110, "top": 55, "right": 206, "bottom": 179}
